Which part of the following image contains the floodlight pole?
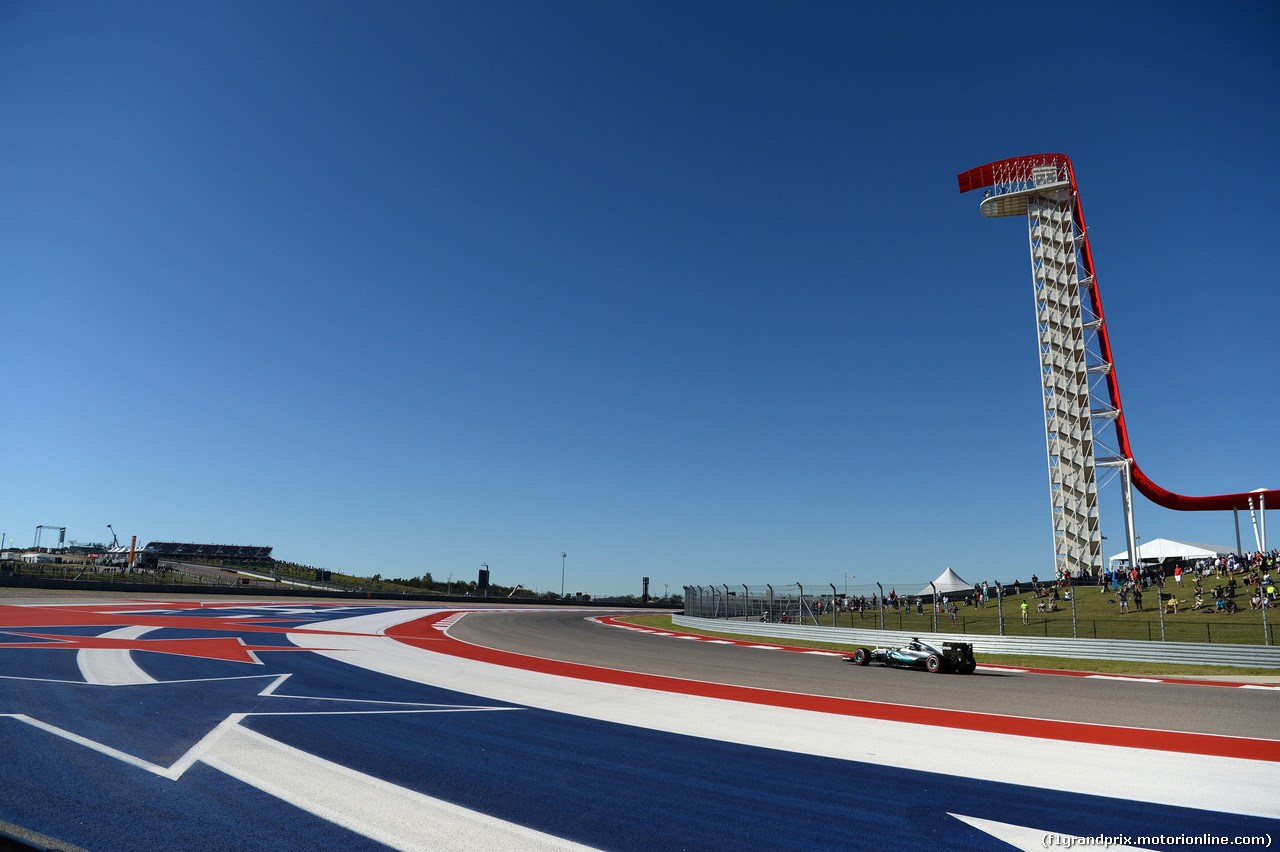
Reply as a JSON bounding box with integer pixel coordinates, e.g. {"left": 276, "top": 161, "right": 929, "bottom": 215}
{"left": 1263, "top": 590, "right": 1271, "bottom": 646}
{"left": 876, "top": 582, "right": 884, "bottom": 631}
{"left": 744, "top": 584, "right": 749, "bottom": 621}
{"left": 830, "top": 584, "right": 837, "bottom": 627}
{"left": 1154, "top": 563, "right": 1167, "bottom": 641}
{"left": 1070, "top": 573, "right": 1078, "bottom": 638}
{"left": 560, "top": 552, "right": 566, "bottom": 597}
{"left": 930, "top": 582, "right": 938, "bottom": 633}
{"left": 996, "top": 582, "right": 1004, "bottom": 635}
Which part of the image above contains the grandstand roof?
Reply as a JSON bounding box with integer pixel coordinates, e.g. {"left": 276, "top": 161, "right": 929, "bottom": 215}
{"left": 145, "top": 542, "right": 274, "bottom": 559}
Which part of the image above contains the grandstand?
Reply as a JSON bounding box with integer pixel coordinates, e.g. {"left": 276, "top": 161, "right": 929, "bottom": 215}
{"left": 98, "top": 542, "right": 274, "bottom": 571}
{"left": 146, "top": 542, "right": 274, "bottom": 560}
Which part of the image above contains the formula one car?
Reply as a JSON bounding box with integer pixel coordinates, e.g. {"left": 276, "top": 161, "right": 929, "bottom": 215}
{"left": 844, "top": 638, "right": 976, "bottom": 674}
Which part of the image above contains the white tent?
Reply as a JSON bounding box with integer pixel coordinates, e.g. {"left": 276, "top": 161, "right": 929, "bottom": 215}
{"left": 1107, "top": 538, "right": 1234, "bottom": 567}
{"left": 916, "top": 566, "right": 972, "bottom": 598}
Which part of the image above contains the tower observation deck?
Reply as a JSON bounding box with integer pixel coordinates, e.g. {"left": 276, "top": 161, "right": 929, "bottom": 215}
{"left": 959, "top": 153, "right": 1278, "bottom": 574}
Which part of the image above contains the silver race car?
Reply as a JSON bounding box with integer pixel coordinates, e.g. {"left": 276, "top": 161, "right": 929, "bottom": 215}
{"left": 844, "top": 637, "right": 976, "bottom": 674}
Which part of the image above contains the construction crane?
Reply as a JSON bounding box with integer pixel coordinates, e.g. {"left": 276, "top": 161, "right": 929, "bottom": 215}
{"left": 107, "top": 525, "right": 119, "bottom": 548}
{"left": 34, "top": 526, "right": 66, "bottom": 550}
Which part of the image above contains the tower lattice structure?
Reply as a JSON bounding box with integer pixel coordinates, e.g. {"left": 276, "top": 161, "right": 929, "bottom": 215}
{"left": 959, "top": 153, "right": 1279, "bottom": 571}
{"left": 962, "top": 157, "right": 1102, "bottom": 578}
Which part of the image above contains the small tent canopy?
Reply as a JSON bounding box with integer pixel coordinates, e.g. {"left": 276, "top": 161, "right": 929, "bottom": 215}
{"left": 916, "top": 566, "right": 972, "bottom": 598}
{"left": 1108, "top": 538, "right": 1234, "bottom": 567}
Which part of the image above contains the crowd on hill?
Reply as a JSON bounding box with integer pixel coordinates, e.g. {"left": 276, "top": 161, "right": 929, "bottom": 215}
{"left": 1099, "top": 549, "right": 1279, "bottom": 615}
{"left": 779, "top": 550, "right": 1279, "bottom": 624}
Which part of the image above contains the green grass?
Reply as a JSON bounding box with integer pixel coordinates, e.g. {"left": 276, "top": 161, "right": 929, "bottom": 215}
{"left": 617, "top": 613, "right": 1280, "bottom": 677}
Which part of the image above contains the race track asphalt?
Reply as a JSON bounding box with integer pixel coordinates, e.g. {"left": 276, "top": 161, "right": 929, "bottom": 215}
{"left": 447, "top": 608, "right": 1279, "bottom": 737}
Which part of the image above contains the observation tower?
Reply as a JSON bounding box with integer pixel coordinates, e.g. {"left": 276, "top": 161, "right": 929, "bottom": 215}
{"left": 958, "top": 154, "right": 1277, "bottom": 576}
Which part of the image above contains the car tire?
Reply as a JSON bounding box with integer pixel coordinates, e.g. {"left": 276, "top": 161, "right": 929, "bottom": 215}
{"left": 925, "top": 654, "right": 942, "bottom": 673}
{"left": 852, "top": 648, "right": 870, "bottom": 666}
{"left": 957, "top": 662, "right": 976, "bottom": 675}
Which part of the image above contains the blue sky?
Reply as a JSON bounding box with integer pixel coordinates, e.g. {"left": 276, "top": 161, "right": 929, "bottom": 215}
{"left": 2, "top": 1, "right": 1277, "bottom": 597}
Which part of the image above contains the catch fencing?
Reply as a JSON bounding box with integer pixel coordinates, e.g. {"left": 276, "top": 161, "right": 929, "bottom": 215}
{"left": 683, "top": 584, "right": 1277, "bottom": 648}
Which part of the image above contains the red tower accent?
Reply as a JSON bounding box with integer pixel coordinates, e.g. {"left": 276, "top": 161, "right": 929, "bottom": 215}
{"left": 959, "top": 154, "right": 1278, "bottom": 513}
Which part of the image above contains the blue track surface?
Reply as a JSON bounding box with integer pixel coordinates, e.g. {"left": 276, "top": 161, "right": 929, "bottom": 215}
{"left": 1, "top": 603, "right": 1276, "bottom": 851}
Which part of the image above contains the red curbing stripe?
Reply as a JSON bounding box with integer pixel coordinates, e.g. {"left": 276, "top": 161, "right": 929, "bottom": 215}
{"left": 385, "top": 612, "right": 1280, "bottom": 763}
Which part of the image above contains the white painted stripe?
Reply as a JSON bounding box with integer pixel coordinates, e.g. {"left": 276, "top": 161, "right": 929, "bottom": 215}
{"left": 1239, "top": 684, "right": 1280, "bottom": 691}
{"left": 199, "top": 722, "right": 596, "bottom": 852}
{"left": 8, "top": 713, "right": 185, "bottom": 779}
{"left": 949, "top": 813, "right": 1158, "bottom": 852}
{"left": 78, "top": 626, "right": 157, "bottom": 685}
{"left": 1085, "top": 675, "right": 1161, "bottom": 683}
{"left": 3, "top": 711, "right": 251, "bottom": 781}
{"left": 287, "top": 611, "right": 1280, "bottom": 820}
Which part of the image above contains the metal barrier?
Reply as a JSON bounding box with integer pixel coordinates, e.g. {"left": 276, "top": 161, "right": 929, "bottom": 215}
{"left": 672, "top": 615, "right": 1280, "bottom": 669}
